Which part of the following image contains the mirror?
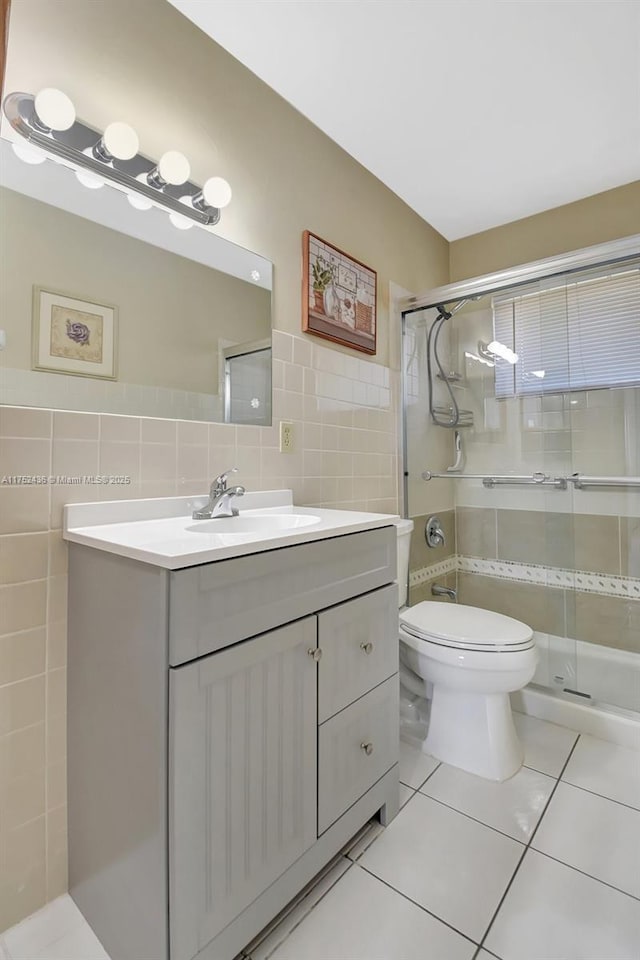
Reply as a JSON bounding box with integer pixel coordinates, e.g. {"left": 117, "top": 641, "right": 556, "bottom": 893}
{"left": 0, "top": 138, "right": 273, "bottom": 424}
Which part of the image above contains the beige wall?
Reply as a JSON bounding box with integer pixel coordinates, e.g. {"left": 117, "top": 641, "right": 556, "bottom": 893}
{"left": 449, "top": 180, "right": 640, "bottom": 281}
{"left": 0, "top": 0, "right": 448, "bottom": 932}
{"left": 2, "top": 0, "right": 448, "bottom": 365}
{"left": 1, "top": 187, "right": 271, "bottom": 395}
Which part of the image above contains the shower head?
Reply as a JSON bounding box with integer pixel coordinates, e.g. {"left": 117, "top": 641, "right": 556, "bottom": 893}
{"left": 437, "top": 295, "right": 481, "bottom": 320}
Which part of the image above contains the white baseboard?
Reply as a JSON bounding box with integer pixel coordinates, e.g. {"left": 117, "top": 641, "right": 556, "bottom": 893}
{"left": 512, "top": 686, "right": 640, "bottom": 751}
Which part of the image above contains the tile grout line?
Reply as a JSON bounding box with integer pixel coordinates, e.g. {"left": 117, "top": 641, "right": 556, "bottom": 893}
{"left": 356, "top": 861, "right": 480, "bottom": 951}
{"left": 474, "top": 733, "right": 581, "bottom": 957}
{"left": 415, "top": 791, "right": 532, "bottom": 847}
{"left": 559, "top": 777, "right": 640, "bottom": 814}
{"left": 529, "top": 846, "right": 640, "bottom": 904}
{"left": 411, "top": 759, "right": 442, "bottom": 793}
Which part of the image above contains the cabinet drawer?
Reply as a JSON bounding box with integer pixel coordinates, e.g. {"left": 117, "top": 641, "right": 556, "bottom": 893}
{"left": 169, "top": 526, "right": 396, "bottom": 665}
{"left": 318, "top": 584, "right": 398, "bottom": 722}
{"left": 318, "top": 675, "right": 398, "bottom": 835}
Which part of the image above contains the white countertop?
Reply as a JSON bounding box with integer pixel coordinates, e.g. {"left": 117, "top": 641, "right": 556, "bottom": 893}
{"left": 63, "top": 490, "right": 399, "bottom": 569}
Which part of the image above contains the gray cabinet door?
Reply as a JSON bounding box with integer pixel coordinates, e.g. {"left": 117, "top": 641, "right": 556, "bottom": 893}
{"left": 169, "top": 618, "right": 318, "bottom": 960}
{"left": 318, "top": 584, "right": 398, "bottom": 723}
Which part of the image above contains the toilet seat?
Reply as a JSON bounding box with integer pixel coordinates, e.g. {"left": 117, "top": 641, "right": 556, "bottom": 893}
{"left": 400, "top": 626, "right": 537, "bottom": 672}
{"left": 400, "top": 601, "right": 534, "bottom": 653}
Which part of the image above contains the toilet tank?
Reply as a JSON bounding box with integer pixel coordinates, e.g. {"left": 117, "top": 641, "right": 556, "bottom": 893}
{"left": 394, "top": 518, "right": 414, "bottom": 608}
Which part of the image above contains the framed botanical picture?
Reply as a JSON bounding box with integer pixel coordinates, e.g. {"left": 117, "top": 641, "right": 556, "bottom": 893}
{"left": 32, "top": 287, "right": 118, "bottom": 379}
{"left": 302, "top": 231, "right": 377, "bottom": 355}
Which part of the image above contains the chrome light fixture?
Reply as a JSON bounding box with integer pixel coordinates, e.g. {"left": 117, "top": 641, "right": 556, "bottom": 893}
{"left": 3, "top": 89, "right": 232, "bottom": 228}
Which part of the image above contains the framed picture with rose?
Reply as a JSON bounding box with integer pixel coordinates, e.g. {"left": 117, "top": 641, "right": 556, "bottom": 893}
{"left": 302, "top": 231, "right": 377, "bottom": 355}
{"left": 32, "top": 287, "right": 118, "bottom": 379}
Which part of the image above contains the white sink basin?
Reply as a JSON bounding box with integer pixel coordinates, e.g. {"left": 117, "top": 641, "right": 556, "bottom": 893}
{"left": 63, "top": 491, "right": 398, "bottom": 568}
{"left": 185, "top": 513, "right": 323, "bottom": 535}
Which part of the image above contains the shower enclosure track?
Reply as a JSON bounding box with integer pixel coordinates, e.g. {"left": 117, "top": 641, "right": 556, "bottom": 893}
{"left": 421, "top": 471, "right": 640, "bottom": 490}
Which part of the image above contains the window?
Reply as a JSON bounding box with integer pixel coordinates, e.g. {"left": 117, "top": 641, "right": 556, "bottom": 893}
{"left": 492, "top": 259, "right": 640, "bottom": 397}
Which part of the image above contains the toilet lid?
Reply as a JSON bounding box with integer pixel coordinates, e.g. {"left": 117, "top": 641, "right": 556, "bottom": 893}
{"left": 400, "top": 602, "right": 533, "bottom": 649}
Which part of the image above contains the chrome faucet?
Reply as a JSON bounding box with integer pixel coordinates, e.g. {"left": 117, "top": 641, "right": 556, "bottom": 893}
{"left": 431, "top": 583, "right": 457, "bottom": 601}
{"left": 192, "top": 468, "right": 245, "bottom": 520}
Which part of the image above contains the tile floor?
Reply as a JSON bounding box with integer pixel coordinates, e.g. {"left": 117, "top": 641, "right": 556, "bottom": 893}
{"left": 1, "top": 714, "right": 639, "bottom": 960}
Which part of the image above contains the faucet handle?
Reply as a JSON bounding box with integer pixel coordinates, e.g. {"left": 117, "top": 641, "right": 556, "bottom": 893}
{"left": 213, "top": 467, "right": 238, "bottom": 494}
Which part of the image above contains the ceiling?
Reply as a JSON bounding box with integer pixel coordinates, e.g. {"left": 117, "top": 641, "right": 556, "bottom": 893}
{"left": 170, "top": 0, "right": 640, "bottom": 240}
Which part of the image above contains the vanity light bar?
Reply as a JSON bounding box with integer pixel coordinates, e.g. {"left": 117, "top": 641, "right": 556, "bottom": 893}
{"left": 2, "top": 90, "right": 232, "bottom": 228}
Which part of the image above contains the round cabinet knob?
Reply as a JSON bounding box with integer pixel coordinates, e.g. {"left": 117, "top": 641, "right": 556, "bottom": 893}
{"left": 308, "top": 648, "right": 323, "bottom": 662}
{"left": 360, "top": 641, "right": 374, "bottom": 655}
{"left": 360, "top": 741, "right": 374, "bottom": 756}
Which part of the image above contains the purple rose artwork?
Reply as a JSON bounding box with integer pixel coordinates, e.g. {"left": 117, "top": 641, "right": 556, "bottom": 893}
{"left": 37, "top": 292, "right": 113, "bottom": 378}
{"left": 66, "top": 319, "right": 91, "bottom": 345}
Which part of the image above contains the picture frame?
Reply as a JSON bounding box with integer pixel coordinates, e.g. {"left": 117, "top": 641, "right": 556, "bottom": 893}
{"left": 32, "top": 286, "right": 118, "bottom": 380}
{"left": 302, "top": 231, "right": 377, "bottom": 355}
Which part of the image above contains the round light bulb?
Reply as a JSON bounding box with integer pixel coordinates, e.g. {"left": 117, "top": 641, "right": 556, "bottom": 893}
{"left": 158, "top": 150, "right": 191, "bottom": 186}
{"left": 169, "top": 211, "right": 194, "bottom": 231}
{"left": 76, "top": 169, "right": 104, "bottom": 190}
{"left": 127, "top": 192, "right": 153, "bottom": 211}
{"left": 12, "top": 140, "right": 46, "bottom": 164}
{"left": 202, "top": 176, "right": 232, "bottom": 209}
{"left": 34, "top": 88, "right": 76, "bottom": 131}
{"left": 103, "top": 122, "right": 139, "bottom": 160}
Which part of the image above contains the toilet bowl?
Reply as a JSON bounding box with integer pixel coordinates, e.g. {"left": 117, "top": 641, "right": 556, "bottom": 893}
{"left": 393, "top": 519, "right": 535, "bottom": 781}
{"left": 399, "top": 602, "right": 537, "bottom": 781}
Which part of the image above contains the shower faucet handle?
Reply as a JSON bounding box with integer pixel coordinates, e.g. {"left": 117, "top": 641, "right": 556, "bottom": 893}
{"left": 425, "top": 515, "right": 446, "bottom": 548}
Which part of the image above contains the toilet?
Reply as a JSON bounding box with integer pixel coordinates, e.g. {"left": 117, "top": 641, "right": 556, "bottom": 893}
{"left": 394, "top": 519, "right": 537, "bottom": 782}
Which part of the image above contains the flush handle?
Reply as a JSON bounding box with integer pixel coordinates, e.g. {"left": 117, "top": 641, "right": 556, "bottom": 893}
{"left": 360, "top": 641, "right": 374, "bottom": 655}
{"left": 360, "top": 741, "right": 374, "bottom": 756}
{"left": 308, "top": 647, "right": 323, "bottom": 662}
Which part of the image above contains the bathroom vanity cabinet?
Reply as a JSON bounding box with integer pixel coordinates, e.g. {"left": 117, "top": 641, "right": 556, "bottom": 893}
{"left": 67, "top": 524, "right": 399, "bottom": 960}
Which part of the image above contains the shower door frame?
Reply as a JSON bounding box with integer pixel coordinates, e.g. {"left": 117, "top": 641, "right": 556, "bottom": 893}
{"left": 400, "top": 232, "right": 640, "bottom": 710}
{"left": 400, "top": 233, "right": 640, "bottom": 515}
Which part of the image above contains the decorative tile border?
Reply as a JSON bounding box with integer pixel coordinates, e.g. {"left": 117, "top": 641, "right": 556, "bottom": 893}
{"left": 408, "top": 556, "right": 457, "bottom": 587}
{"left": 410, "top": 555, "right": 640, "bottom": 601}
{"left": 457, "top": 556, "right": 640, "bottom": 600}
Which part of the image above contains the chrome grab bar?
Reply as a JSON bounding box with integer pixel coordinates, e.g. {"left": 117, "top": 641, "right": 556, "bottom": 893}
{"left": 569, "top": 475, "right": 640, "bottom": 489}
{"left": 421, "top": 471, "right": 640, "bottom": 490}
{"left": 421, "top": 470, "right": 567, "bottom": 489}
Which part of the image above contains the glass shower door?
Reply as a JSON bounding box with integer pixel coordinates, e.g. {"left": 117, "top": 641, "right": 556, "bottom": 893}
{"left": 565, "top": 261, "right": 640, "bottom": 714}
{"left": 402, "top": 290, "right": 580, "bottom": 701}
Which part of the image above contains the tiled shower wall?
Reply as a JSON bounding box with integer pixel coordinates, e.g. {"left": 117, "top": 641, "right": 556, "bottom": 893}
{"left": 455, "top": 507, "right": 640, "bottom": 651}
{"left": 0, "top": 329, "right": 400, "bottom": 930}
{"left": 407, "top": 503, "right": 640, "bottom": 712}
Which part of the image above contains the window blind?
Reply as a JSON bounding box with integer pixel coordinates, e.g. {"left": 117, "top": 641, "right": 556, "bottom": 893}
{"left": 492, "top": 260, "right": 640, "bottom": 397}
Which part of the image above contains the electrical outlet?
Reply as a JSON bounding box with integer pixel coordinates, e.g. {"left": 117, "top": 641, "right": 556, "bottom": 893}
{"left": 279, "top": 421, "right": 294, "bottom": 453}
